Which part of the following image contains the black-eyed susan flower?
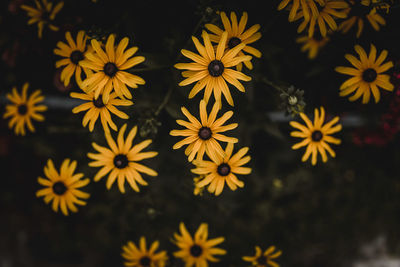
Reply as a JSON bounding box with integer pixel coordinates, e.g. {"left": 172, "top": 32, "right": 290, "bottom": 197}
{"left": 278, "top": 0, "right": 325, "bottom": 21}
{"left": 191, "top": 142, "right": 251, "bottom": 196}
{"left": 70, "top": 90, "right": 132, "bottom": 132}
{"left": 296, "top": 32, "right": 330, "bottom": 59}
{"left": 170, "top": 100, "right": 238, "bottom": 162}
{"left": 20, "top": 0, "right": 63, "bottom": 39}
{"left": 338, "top": 0, "right": 386, "bottom": 38}
{"left": 295, "top": 0, "right": 348, "bottom": 37}
{"left": 205, "top": 11, "right": 261, "bottom": 71}
{"left": 3, "top": 83, "right": 47, "bottom": 136}
{"left": 242, "top": 245, "right": 282, "bottom": 267}
{"left": 175, "top": 31, "right": 252, "bottom": 107}
{"left": 172, "top": 222, "right": 226, "bottom": 267}
{"left": 335, "top": 44, "right": 394, "bottom": 103}
{"left": 88, "top": 124, "right": 158, "bottom": 193}
{"left": 121, "top": 237, "right": 168, "bottom": 267}
{"left": 81, "top": 34, "right": 145, "bottom": 103}
{"left": 54, "top": 31, "right": 93, "bottom": 87}
{"left": 36, "top": 159, "right": 90, "bottom": 216}
{"left": 290, "top": 106, "right": 342, "bottom": 166}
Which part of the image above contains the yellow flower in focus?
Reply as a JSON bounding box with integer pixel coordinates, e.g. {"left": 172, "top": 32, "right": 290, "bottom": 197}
{"left": 3, "top": 83, "right": 47, "bottom": 136}
{"left": 70, "top": 90, "right": 132, "bottom": 132}
{"left": 36, "top": 159, "right": 90, "bottom": 216}
{"left": 121, "top": 237, "right": 168, "bottom": 267}
{"left": 191, "top": 143, "right": 251, "bottom": 196}
{"left": 175, "top": 31, "right": 252, "bottom": 107}
{"left": 205, "top": 11, "right": 262, "bottom": 71}
{"left": 242, "top": 245, "right": 282, "bottom": 267}
{"left": 290, "top": 107, "right": 342, "bottom": 166}
{"left": 20, "top": 0, "right": 64, "bottom": 39}
{"left": 172, "top": 222, "right": 226, "bottom": 267}
{"left": 54, "top": 31, "right": 93, "bottom": 87}
{"left": 335, "top": 44, "right": 393, "bottom": 103}
{"left": 81, "top": 34, "right": 145, "bottom": 104}
{"left": 88, "top": 124, "right": 158, "bottom": 193}
{"left": 170, "top": 100, "right": 238, "bottom": 162}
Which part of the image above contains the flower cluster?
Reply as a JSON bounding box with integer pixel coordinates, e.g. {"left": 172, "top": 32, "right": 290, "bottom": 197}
{"left": 171, "top": 11, "right": 260, "bottom": 196}
{"left": 278, "top": 0, "right": 393, "bottom": 59}
{"left": 120, "top": 222, "right": 282, "bottom": 267}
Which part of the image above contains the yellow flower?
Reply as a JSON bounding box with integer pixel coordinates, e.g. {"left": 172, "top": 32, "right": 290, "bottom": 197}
{"left": 20, "top": 0, "right": 64, "bottom": 39}
{"left": 3, "top": 82, "right": 47, "bottom": 136}
{"left": 205, "top": 11, "right": 261, "bottom": 71}
{"left": 170, "top": 100, "right": 238, "bottom": 162}
{"left": 81, "top": 34, "right": 145, "bottom": 104}
{"left": 296, "top": 32, "right": 330, "bottom": 59}
{"left": 335, "top": 44, "right": 393, "bottom": 103}
{"left": 338, "top": 0, "right": 386, "bottom": 38}
{"left": 70, "top": 90, "right": 132, "bottom": 132}
{"left": 36, "top": 159, "right": 90, "bottom": 216}
{"left": 172, "top": 222, "right": 226, "bottom": 267}
{"left": 295, "top": 0, "right": 348, "bottom": 37}
{"left": 88, "top": 124, "right": 158, "bottom": 193}
{"left": 290, "top": 107, "right": 342, "bottom": 166}
{"left": 121, "top": 237, "right": 168, "bottom": 267}
{"left": 175, "top": 31, "right": 252, "bottom": 107}
{"left": 277, "top": 0, "right": 325, "bottom": 22}
{"left": 54, "top": 31, "right": 93, "bottom": 87}
{"left": 242, "top": 246, "right": 282, "bottom": 267}
{"left": 191, "top": 143, "right": 251, "bottom": 196}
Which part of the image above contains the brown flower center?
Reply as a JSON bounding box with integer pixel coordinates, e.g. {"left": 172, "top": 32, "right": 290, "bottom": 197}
{"left": 208, "top": 60, "right": 224, "bottom": 77}
{"left": 311, "top": 130, "right": 323, "bottom": 141}
{"left": 113, "top": 154, "right": 128, "bottom": 169}
{"left": 228, "top": 37, "right": 241, "bottom": 49}
{"left": 362, "top": 68, "right": 377, "bottom": 83}
{"left": 93, "top": 95, "right": 105, "bottom": 108}
{"left": 104, "top": 62, "right": 118, "bottom": 77}
{"left": 217, "top": 163, "right": 231, "bottom": 176}
{"left": 190, "top": 244, "right": 203, "bottom": 257}
{"left": 257, "top": 255, "right": 268, "bottom": 264}
{"left": 52, "top": 181, "right": 67, "bottom": 195}
{"left": 198, "top": 127, "right": 212, "bottom": 140}
{"left": 18, "top": 104, "right": 28, "bottom": 115}
{"left": 139, "top": 256, "right": 151, "bottom": 266}
{"left": 70, "top": 50, "right": 84, "bottom": 65}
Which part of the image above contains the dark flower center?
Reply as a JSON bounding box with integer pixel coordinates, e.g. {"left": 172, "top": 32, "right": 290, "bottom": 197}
{"left": 190, "top": 244, "right": 203, "bottom": 257}
{"left": 70, "top": 50, "right": 84, "bottom": 65}
{"left": 104, "top": 62, "right": 118, "bottom": 77}
{"left": 350, "top": 1, "right": 371, "bottom": 17}
{"left": 139, "top": 256, "right": 151, "bottom": 266}
{"left": 312, "top": 130, "right": 323, "bottom": 141}
{"left": 362, "top": 68, "right": 378, "bottom": 83}
{"left": 93, "top": 95, "right": 105, "bottom": 108}
{"left": 52, "top": 181, "right": 67, "bottom": 195}
{"left": 228, "top": 37, "right": 241, "bottom": 49}
{"left": 18, "top": 104, "right": 28, "bottom": 115}
{"left": 257, "top": 255, "right": 268, "bottom": 264}
{"left": 198, "top": 127, "right": 212, "bottom": 140}
{"left": 41, "top": 11, "right": 50, "bottom": 22}
{"left": 113, "top": 154, "right": 128, "bottom": 169}
{"left": 313, "top": 32, "right": 324, "bottom": 42}
{"left": 217, "top": 163, "right": 231, "bottom": 176}
{"left": 208, "top": 60, "right": 224, "bottom": 77}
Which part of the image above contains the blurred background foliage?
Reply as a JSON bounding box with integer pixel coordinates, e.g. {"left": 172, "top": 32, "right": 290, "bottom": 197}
{"left": 1, "top": 0, "right": 400, "bottom": 266}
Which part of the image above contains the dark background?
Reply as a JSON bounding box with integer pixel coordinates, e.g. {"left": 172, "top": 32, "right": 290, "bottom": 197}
{"left": 1, "top": 0, "right": 400, "bottom": 266}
